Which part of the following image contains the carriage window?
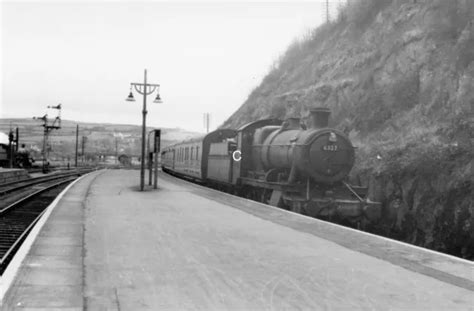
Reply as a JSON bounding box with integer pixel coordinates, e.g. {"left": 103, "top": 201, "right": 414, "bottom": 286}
{"left": 196, "top": 147, "right": 199, "bottom": 161}
{"left": 191, "top": 147, "right": 194, "bottom": 160}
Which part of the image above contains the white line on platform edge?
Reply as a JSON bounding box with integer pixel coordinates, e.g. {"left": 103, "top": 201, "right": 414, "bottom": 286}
{"left": 0, "top": 172, "right": 92, "bottom": 303}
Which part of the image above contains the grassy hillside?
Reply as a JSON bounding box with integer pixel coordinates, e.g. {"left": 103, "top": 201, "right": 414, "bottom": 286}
{"left": 0, "top": 118, "right": 201, "bottom": 161}
{"left": 223, "top": 0, "right": 474, "bottom": 258}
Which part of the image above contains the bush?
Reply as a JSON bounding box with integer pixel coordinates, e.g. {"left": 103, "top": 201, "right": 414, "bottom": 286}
{"left": 345, "top": 0, "right": 394, "bottom": 30}
{"left": 389, "top": 70, "right": 420, "bottom": 111}
{"left": 428, "top": 0, "right": 474, "bottom": 42}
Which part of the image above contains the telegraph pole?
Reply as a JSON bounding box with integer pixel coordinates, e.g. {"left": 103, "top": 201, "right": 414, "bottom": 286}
{"left": 8, "top": 128, "right": 14, "bottom": 168}
{"left": 15, "top": 128, "right": 19, "bottom": 153}
{"left": 203, "top": 113, "right": 211, "bottom": 133}
{"left": 326, "top": 0, "right": 330, "bottom": 23}
{"left": 81, "top": 136, "right": 86, "bottom": 164}
{"left": 75, "top": 124, "right": 79, "bottom": 167}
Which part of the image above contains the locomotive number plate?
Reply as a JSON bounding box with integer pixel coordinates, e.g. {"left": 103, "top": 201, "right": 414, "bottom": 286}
{"left": 323, "top": 145, "right": 338, "bottom": 151}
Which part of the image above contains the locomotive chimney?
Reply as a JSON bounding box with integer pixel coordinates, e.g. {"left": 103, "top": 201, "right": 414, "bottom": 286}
{"left": 310, "top": 107, "right": 330, "bottom": 129}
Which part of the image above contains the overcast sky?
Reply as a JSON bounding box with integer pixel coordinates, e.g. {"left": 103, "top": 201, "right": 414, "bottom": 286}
{"left": 1, "top": 1, "right": 341, "bottom": 133}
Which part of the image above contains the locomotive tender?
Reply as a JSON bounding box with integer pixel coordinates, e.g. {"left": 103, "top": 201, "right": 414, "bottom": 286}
{"left": 161, "top": 107, "right": 381, "bottom": 226}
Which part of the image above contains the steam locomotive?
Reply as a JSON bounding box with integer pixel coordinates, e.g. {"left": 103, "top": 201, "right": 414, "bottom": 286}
{"left": 0, "top": 143, "right": 34, "bottom": 168}
{"left": 161, "top": 107, "right": 381, "bottom": 227}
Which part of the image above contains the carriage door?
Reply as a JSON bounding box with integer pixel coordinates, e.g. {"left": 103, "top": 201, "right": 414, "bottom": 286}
{"left": 172, "top": 149, "right": 175, "bottom": 169}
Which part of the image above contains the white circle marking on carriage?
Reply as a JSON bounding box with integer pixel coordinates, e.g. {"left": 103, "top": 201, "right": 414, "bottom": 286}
{"left": 232, "top": 150, "right": 241, "bottom": 162}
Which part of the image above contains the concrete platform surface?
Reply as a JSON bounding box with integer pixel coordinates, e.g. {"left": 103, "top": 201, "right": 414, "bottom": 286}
{"left": 1, "top": 169, "right": 473, "bottom": 310}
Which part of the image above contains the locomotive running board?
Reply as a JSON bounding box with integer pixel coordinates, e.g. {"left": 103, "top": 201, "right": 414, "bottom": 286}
{"left": 239, "top": 177, "right": 299, "bottom": 191}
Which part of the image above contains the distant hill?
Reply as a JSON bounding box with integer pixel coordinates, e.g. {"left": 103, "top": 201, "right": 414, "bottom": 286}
{"left": 223, "top": 0, "right": 474, "bottom": 258}
{"left": 0, "top": 118, "right": 201, "bottom": 160}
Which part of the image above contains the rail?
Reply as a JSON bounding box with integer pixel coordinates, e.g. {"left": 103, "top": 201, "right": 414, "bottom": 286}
{"left": 0, "top": 168, "right": 93, "bottom": 196}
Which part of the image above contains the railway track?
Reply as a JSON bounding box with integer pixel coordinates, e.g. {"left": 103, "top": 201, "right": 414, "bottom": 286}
{"left": 0, "top": 168, "right": 92, "bottom": 196}
{"left": 0, "top": 170, "right": 93, "bottom": 275}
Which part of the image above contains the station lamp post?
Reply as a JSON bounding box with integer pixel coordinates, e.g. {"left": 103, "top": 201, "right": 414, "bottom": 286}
{"left": 126, "top": 69, "right": 162, "bottom": 191}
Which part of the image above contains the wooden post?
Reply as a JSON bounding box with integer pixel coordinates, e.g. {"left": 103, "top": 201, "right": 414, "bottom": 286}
{"left": 75, "top": 125, "right": 79, "bottom": 167}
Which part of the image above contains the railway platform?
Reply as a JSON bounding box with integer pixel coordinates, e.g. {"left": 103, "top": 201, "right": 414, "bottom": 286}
{"left": 1, "top": 169, "right": 473, "bottom": 310}
{"left": 0, "top": 169, "right": 29, "bottom": 184}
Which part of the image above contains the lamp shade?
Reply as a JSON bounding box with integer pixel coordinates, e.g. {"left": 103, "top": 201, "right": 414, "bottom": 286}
{"left": 153, "top": 93, "right": 163, "bottom": 103}
{"left": 126, "top": 91, "right": 135, "bottom": 102}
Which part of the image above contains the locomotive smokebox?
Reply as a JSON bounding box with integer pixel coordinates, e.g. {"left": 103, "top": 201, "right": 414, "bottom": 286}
{"left": 310, "top": 107, "right": 330, "bottom": 129}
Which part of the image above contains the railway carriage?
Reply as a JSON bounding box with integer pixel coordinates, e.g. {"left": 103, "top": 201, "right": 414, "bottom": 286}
{"left": 161, "top": 129, "right": 237, "bottom": 182}
{"left": 168, "top": 138, "right": 203, "bottom": 180}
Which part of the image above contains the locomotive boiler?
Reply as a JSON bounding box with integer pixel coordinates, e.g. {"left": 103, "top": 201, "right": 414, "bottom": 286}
{"left": 252, "top": 108, "right": 354, "bottom": 184}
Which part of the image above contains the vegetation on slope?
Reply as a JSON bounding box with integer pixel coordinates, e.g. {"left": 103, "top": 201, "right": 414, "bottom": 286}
{"left": 223, "top": 0, "right": 474, "bottom": 258}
